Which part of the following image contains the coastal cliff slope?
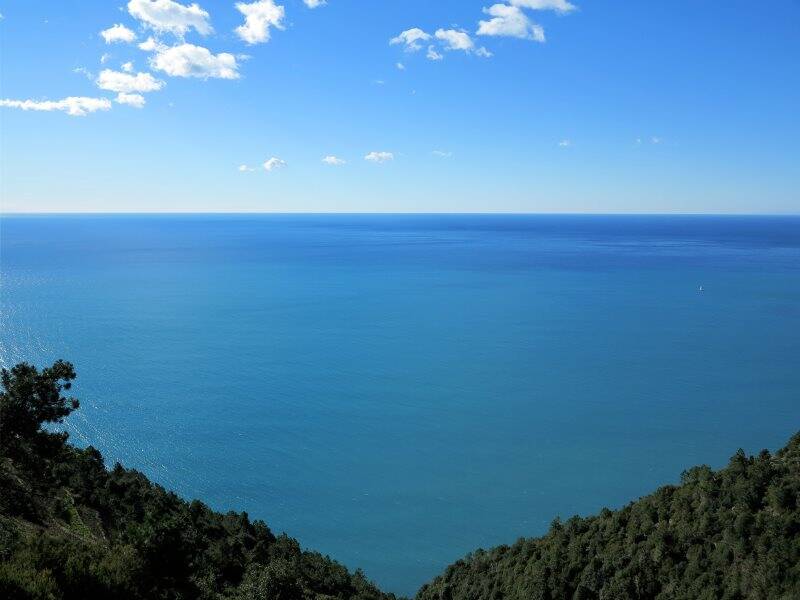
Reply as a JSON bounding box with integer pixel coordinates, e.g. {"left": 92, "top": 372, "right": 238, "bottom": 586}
{"left": 417, "top": 431, "right": 800, "bottom": 600}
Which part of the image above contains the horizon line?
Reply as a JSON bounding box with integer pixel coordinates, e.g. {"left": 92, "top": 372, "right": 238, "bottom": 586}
{"left": 1, "top": 211, "right": 799, "bottom": 217}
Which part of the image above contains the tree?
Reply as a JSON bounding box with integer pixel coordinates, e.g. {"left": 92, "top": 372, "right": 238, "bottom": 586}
{"left": 0, "top": 360, "right": 78, "bottom": 458}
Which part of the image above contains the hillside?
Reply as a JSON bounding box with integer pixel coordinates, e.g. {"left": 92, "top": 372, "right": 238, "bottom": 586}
{"left": 417, "top": 431, "right": 800, "bottom": 599}
{"left": 0, "top": 361, "right": 397, "bottom": 600}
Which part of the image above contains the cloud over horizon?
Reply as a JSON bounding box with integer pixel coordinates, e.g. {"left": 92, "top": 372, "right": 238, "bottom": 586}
{"left": 0, "top": 97, "right": 112, "bottom": 117}
{"left": 96, "top": 69, "right": 165, "bottom": 93}
{"left": 149, "top": 43, "right": 239, "bottom": 79}
{"left": 365, "top": 151, "right": 394, "bottom": 163}
{"left": 263, "top": 157, "right": 287, "bottom": 171}
{"left": 115, "top": 93, "right": 147, "bottom": 108}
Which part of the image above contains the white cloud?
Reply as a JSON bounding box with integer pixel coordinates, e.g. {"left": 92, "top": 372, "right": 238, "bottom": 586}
{"left": 116, "top": 92, "right": 146, "bottom": 108}
{"left": 127, "top": 0, "right": 212, "bottom": 36}
{"left": 651, "top": 136, "right": 662, "bottom": 144}
{"left": 322, "top": 155, "right": 346, "bottom": 165}
{"left": 263, "top": 157, "right": 286, "bottom": 171}
{"left": 396, "top": 62, "right": 405, "bottom": 71}
{"left": 390, "top": 28, "right": 431, "bottom": 52}
{"left": 122, "top": 61, "right": 135, "bottom": 73}
{"left": 426, "top": 45, "right": 443, "bottom": 61}
{"left": 303, "top": 0, "right": 326, "bottom": 7}
{"left": 138, "top": 36, "right": 163, "bottom": 51}
{"left": 477, "top": 4, "right": 545, "bottom": 42}
{"left": 96, "top": 69, "right": 165, "bottom": 93}
{"left": 365, "top": 151, "right": 393, "bottom": 163}
{"left": 558, "top": 139, "right": 571, "bottom": 147}
{"left": 0, "top": 96, "right": 112, "bottom": 117}
{"left": 510, "top": 0, "right": 577, "bottom": 14}
{"left": 234, "top": 0, "right": 284, "bottom": 45}
{"left": 425, "top": 29, "right": 492, "bottom": 59}
{"left": 100, "top": 53, "right": 111, "bottom": 64}
{"left": 150, "top": 43, "right": 239, "bottom": 79}
{"left": 435, "top": 28, "right": 474, "bottom": 52}
{"left": 432, "top": 150, "right": 453, "bottom": 158}
{"left": 100, "top": 23, "right": 137, "bottom": 44}
{"left": 238, "top": 164, "right": 256, "bottom": 172}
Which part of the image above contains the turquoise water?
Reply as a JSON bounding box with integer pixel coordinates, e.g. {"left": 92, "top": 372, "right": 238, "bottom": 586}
{"left": 1, "top": 214, "right": 799, "bottom": 595}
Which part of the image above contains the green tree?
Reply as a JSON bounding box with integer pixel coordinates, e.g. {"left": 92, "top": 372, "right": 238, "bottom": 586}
{"left": 1, "top": 360, "right": 78, "bottom": 458}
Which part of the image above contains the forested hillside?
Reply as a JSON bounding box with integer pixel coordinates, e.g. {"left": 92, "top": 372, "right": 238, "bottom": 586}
{"left": 0, "top": 361, "right": 396, "bottom": 600}
{"left": 417, "top": 430, "right": 800, "bottom": 600}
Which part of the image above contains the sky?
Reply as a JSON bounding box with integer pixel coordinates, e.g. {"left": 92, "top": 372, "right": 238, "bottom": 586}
{"left": 0, "top": 0, "right": 798, "bottom": 213}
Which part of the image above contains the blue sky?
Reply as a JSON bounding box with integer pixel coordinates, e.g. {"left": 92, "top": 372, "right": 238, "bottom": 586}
{"left": 1, "top": 0, "right": 798, "bottom": 213}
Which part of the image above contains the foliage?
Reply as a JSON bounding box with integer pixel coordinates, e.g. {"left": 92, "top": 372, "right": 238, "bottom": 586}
{"left": 417, "top": 439, "right": 800, "bottom": 600}
{"left": 0, "top": 361, "right": 396, "bottom": 600}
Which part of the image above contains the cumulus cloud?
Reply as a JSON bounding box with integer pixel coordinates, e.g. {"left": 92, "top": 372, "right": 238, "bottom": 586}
{"left": 396, "top": 62, "right": 406, "bottom": 70}
{"left": 100, "top": 24, "right": 137, "bottom": 44}
{"left": 426, "top": 45, "right": 443, "bottom": 61}
{"left": 477, "top": 4, "right": 545, "bottom": 42}
{"left": 435, "top": 28, "right": 474, "bottom": 52}
{"left": 138, "top": 36, "right": 162, "bottom": 51}
{"left": 303, "top": 0, "right": 326, "bottom": 7}
{"left": 96, "top": 69, "right": 165, "bottom": 93}
{"left": 100, "top": 53, "right": 111, "bottom": 64}
{"left": 116, "top": 92, "right": 147, "bottom": 108}
{"left": 127, "top": 0, "right": 212, "bottom": 36}
{"left": 150, "top": 43, "right": 239, "bottom": 79}
{"left": 558, "top": 139, "right": 571, "bottom": 147}
{"left": 0, "top": 96, "right": 112, "bottom": 117}
{"left": 390, "top": 28, "right": 431, "bottom": 52}
{"left": 122, "top": 61, "right": 135, "bottom": 73}
{"left": 365, "top": 151, "right": 393, "bottom": 163}
{"left": 234, "top": 0, "right": 284, "bottom": 45}
{"left": 322, "top": 155, "right": 346, "bottom": 165}
{"left": 263, "top": 157, "right": 286, "bottom": 171}
{"left": 428, "top": 28, "right": 492, "bottom": 58}
{"left": 510, "top": 0, "right": 577, "bottom": 13}
{"left": 238, "top": 164, "right": 256, "bottom": 172}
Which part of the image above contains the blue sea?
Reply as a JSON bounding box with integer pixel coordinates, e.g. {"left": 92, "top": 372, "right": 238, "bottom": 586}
{"left": 1, "top": 214, "right": 799, "bottom": 595}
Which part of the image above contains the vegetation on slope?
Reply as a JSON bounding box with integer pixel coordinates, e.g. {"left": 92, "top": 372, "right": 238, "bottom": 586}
{"left": 417, "top": 433, "right": 800, "bottom": 599}
{"left": 0, "top": 361, "right": 396, "bottom": 600}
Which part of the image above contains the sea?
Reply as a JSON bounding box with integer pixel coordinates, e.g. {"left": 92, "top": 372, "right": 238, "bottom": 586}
{"left": 1, "top": 214, "right": 799, "bottom": 596}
